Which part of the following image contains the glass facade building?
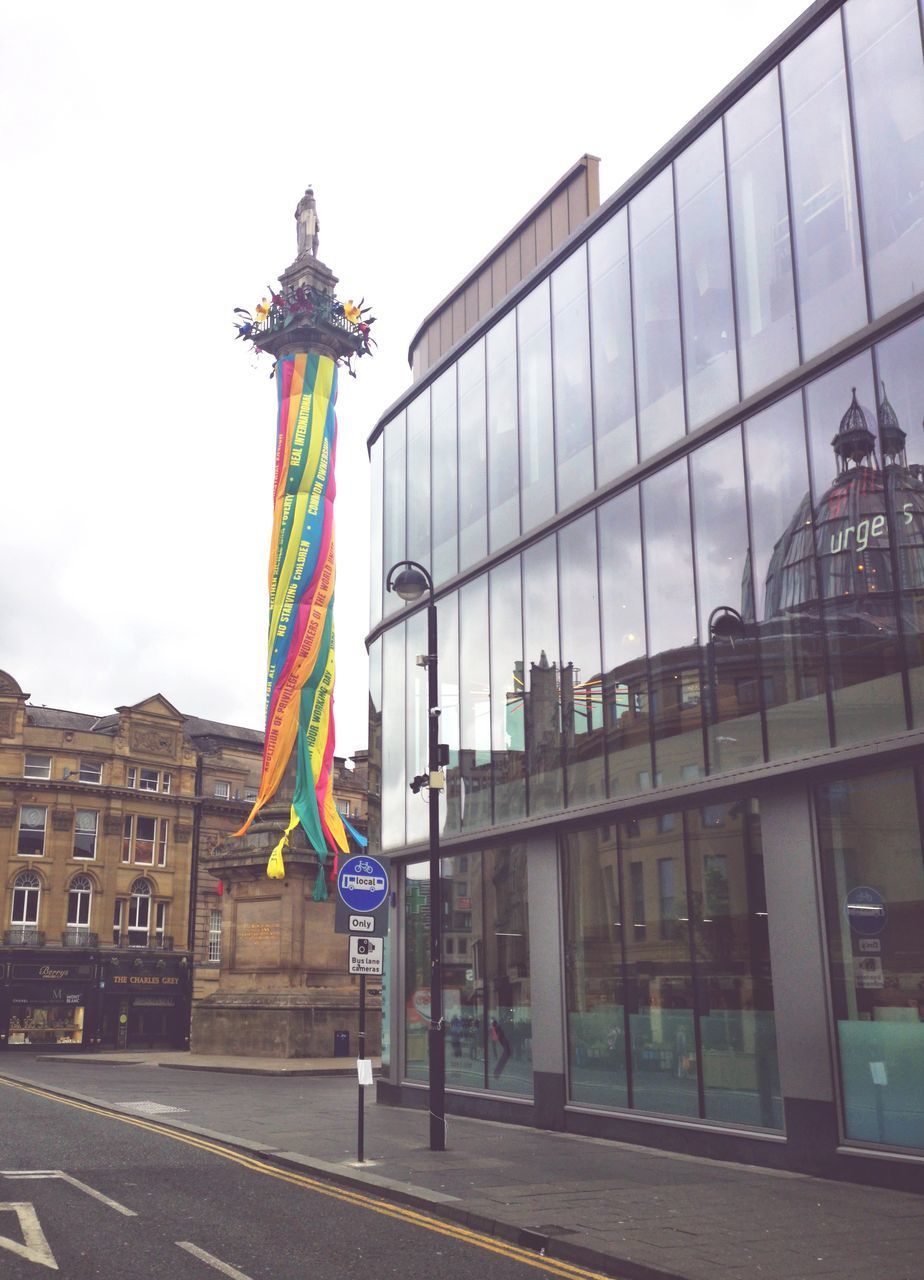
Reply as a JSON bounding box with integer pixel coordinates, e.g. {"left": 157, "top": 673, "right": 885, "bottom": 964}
{"left": 368, "top": 0, "right": 924, "bottom": 1185}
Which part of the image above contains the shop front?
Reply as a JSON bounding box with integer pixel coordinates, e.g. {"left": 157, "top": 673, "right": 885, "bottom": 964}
{"left": 97, "top": 956, "right": 190, "bottom": 1050}
{"left": 0, "top": 957, "right": 96, "bottom": 1049}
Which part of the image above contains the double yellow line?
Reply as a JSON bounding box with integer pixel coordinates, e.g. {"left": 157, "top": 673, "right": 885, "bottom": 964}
{"left": 0, "top": 1077, "right": 616, "bottom": 1280}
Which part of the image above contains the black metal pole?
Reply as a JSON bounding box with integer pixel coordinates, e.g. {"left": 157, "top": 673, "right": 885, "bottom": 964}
{"left": 427, "top": 597, "right": 446, "bottom": 1152}
{"left": 358, "top": 972, "right": 366, "bottom": 1163}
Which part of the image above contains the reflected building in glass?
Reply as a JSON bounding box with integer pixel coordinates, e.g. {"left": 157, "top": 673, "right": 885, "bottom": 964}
{"left": 367, "top": 0, "right": 924, "bottom": 1188}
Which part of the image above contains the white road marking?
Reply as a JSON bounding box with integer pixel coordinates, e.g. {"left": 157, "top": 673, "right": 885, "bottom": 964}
{"left": 176, "top": 1242, "right": 255, "bottom": 1279}
{"left": 0, "top": 1203, "right": 59, "bottom": 1270}
{"left": 0, "top": 1170, "right": 137, "bottom": 1216}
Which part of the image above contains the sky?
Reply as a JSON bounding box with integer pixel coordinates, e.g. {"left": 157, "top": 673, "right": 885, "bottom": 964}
{"left": 0, "top": 0, "right": 810, "bottom": 759}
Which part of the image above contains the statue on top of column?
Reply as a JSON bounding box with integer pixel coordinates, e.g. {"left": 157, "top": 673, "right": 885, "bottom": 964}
{"left": 295, "top": 187, "right": 320, "bottom": 259}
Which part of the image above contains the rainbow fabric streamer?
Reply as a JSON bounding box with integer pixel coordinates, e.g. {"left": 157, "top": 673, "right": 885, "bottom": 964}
{"left": 234, "top": 351, "right": 366, "bottom": 894}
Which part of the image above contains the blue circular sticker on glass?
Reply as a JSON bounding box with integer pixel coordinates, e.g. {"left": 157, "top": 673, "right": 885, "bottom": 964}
{"left": 845, "top": 885, "right": 887, "bottom": 936}
{"left": 338, "top": 855, "right": 389, "bottom": 913}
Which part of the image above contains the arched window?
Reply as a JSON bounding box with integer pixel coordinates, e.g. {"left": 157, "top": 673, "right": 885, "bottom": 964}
{"left": 11, "top": 870, "right": 41, "bottom": 940}
{"left": 67, "top": 875, "right": 93, "bottom": 931}
{"left": 128, "top": 877, "right": 152, "bottom": 945}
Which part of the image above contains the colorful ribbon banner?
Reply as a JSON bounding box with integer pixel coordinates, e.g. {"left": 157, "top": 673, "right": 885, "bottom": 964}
{"left": 234, "top": 351, "right": 365, "bottom": 893}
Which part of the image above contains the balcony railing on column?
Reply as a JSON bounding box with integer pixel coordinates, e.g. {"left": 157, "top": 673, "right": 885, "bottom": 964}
{"left": 3, "top": 928, "right": 45, "bottom": 946}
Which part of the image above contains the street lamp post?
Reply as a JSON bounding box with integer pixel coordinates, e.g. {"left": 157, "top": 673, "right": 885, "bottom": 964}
{"left": 386, "top": 560, "right": 446, "bottom": 1152}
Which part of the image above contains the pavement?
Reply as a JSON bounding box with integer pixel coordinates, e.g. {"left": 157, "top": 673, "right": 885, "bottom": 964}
{"left": 1, "top": 1050, "right": 922, "bottom": 1280}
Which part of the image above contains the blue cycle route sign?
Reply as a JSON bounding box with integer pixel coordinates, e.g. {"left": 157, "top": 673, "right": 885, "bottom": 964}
{"left": 845, "top": 885, "right": 887, "bottom": 936}
{"left": 337, "top": 855, "right": 389, "bottom": 914}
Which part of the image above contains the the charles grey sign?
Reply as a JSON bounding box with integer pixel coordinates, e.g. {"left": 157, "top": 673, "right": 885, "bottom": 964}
{"left": 334, "top": 855, "right": 390, "bottom": 937}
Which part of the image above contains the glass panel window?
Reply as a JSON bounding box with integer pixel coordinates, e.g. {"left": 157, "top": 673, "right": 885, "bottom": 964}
{"left": 11, "top": 871, "right": 41, "bottom": 927}
{"left": 133, "top": 815, "right": 156, "bottom": 865}
{"left": 804, "top": 353, "right": 906, "bottom": 743}
{"left": 726, "top": 70, "right": 799, "bottom": 396}
{"left": 128, "top": 878, "right": 151, "bottom": 943}
{"left": 157, "top": 820, "right": 168, "bottom": 867}
{"left": 458, "top": 339, "right": 488, "bottom": 571}
{"left": 745, "top": 392, "right": 830, "bottom": 758}
{"left": 23, "top": 754, "right": 51, "bottom": 780}
{"left": 690, "top": 428, "right": 764, "bottom": 773}
{"left": 484, "top": 844, "right": 531, "bottom": 1097}
{"left": 817, "top": 767, "right": 924, "bottom": 1150}
{"left": 73, "top": 810, "right": 98, "bottom": 860}
{"left": 405, "top": 860, "right": 431, "bottom": 1083}
{"left": 67, "top": 875, "right": 93, "bottom": 929}
{"left": 845, "top": 0, "right": 924, "bottom": 317}
{"left": 589, "top": 208, "right": 637, "bottom": 486}
{"left": 874, "top": 316, "right": 924, "bottom": 724}
{"left": 444, "top": 851, "right": 485, "bottom": 1091}
{"left": 563, "top": 825, "right": 629, "bottom": 1109}
{"left": 406, "top": 608, "right": 429, "bottom": 848}
{"left": 642, "top": 460, "right": 704, "bottom": 786}
{"left": 523, "top": 536, "right": 563, "bottom": 814}
{"left": 782, "top": 13, "right": 867, "bottom": 358}
{"left": 486, "top": 312, "right": 520, "bottom": 551}
{"left": 370, "top": 434, "right": 384, "bottom": 629}
{"left": 161, "top": 772, "right": 171, "bottom": 795}
{"left": 518, "top": 280, "right": 555, "bottom": 532}
{"left": 127, "top": 767, "right": 137, "bottom": 789}
{"left": 631, "top": 168, "right": 685, "bottom": 459}
{"left": 687, "top": 802, "right": 781, "bottom": 1127}
{"left": 675, "top": 122, "right": 739, "bottom": 428}
{"left": 406, "top": 390, "right": 431, "bottom": 571}
{"left": 155, "top": 901, "right": 166, "bottom": 941}
{"left": 459, "top": 577, "right": 492, "bottom": 831}
{"left": 18, "top": 806, "right": 46, "bottom": 857}
{"left": 437, "top": 593, "right": 461, "bottom": 838}
{"left": 623, "top": 814, "right": 698, "bottom": 1116}
{"left": 559, "top": 514, "right": 606, "bottom": 806}
{"left": 383, "top": 410, "right": 407, "bottom": 618}
{"left": 381, "top": 622, "right": 406, "bottom": 851}
{"left": 598, "top": 489, "right": 651, "bottom": 797}
{"left": 140, "top": 769, "right": 160, "bottom": 792}
{"left": 368, "top": 639, "right": 382, "bottom": 855}
{"left": 208, "top": 909, "right": 222, "bottom": 962}
{"left": 552, "top": 247, "right": 594, "bottom": 509}
{"left": 78, "top": 760, "right": 102, "bottom": 784}
{"left": 490, "top": 557, "right": 526, "bottom": 824}
{"left": 431, "top": 368, "right": 458, "bottom": 585}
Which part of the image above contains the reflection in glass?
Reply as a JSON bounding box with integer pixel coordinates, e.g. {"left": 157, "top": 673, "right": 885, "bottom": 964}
{"left": 406, "top": 392, "right": 431, "bottom": 568}
{"left": 431, "top": 369, "right": 458, "bottom": 585}
{"left": 687, "top": 802, "right": 781, "bottom": 1127}
{"left": 804, "top": 354, "right": 907, "bottom": 742}
{"left": 443, "top": 851, "right": 486, "bottom": 1091}
{"left": 458, "top": 340, "right": 488, "bottom": 571}
{"left": 438, "top": 593, "right": 461, "bottom": 838}
{"left": 675, "top": 123, "right": 738, "bottom": 428}
{"left": 367, "top": 638, "right": 382, "bottom": 855}
{"left": 598, "top": 489, "right": 651, "bottom": 795}
{"left": 383, "top": 411, "right": 407, "bottom": 618}
{"left": 484, "top": 844, "right": 532, "bottom": 1096}
{"left": 817, "top": 768, "right": 924, "bottom": 1150}
{"left": 563, "top": 825, "right": 629, "bottom": 1109}
{"left": 846, "top": 0, "right": 924, "bottom": 317}
{"left": 726, "top": 71, "right": 799, "bottom": 396}
{"left": 490, "top": 556, "right": 526, "bottom": 824}
{"left": 642, "top": 460, "right": 704, "bottom": 785}
{"left": 459, "top": 577, "right": 492, "bottom": 831}
{"left": 369, "top": 436, "right": 383, "bottom": 629}
{"left": 518, "top": 281, "right": 555, "bottom": 532}
{"left": 405, "top": 859, "right": 430, "bottom": 1083}
{"left": 631, "top": 169, "right": 685, "bottom": 459}
{"left": 691, "top": 429, "right": 764, "bottom": 772}
{"left": 782, "top": 13, "right": 867, "bottom": 358}
{"left": 589, "top": 209, "right": 638, "bottom": 486}
{"left": 623, "top": 814, "right": 698, "bottom": 1116}
{"left": 744, "top": 394, "right": 830, "bottom": 758}
{"left": 552, "top": 248, "right": 594, "bottom": 509}
{"left": 523, "top": 536, "right": 563, "bottom": 814}
{"left": 381, "top": 623, "right": 406, "bottom": 851}
{"left": 487, "top": 312, "right": 520, "bottom": 551}
{"left": 559, "top": 514, "right": 606, "bottom": 806}
{"left": 875, "top": 317, "right": 924, "bottom": 722}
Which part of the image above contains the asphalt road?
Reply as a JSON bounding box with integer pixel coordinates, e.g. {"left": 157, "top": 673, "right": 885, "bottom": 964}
{"left": 0, "top": 1078, "right": 609, "bottom": 1280}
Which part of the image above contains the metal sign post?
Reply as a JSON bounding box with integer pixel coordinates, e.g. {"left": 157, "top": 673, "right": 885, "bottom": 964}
{"left": 358, "top": 973, "right": 366, "bottom": 1163}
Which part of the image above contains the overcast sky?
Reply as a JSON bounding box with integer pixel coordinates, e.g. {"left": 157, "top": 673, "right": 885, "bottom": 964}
{"left": 0, "top": 0, "right": 809, "bottom": 758}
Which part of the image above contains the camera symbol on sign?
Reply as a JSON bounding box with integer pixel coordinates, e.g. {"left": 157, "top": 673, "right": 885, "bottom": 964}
{"left": 356, "top": 938, "right": 372, "bottom": 956}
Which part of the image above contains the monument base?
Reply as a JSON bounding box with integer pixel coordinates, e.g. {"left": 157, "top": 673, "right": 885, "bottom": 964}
{"left": 190, "top": 989, "right": 380, "bottom": 1059}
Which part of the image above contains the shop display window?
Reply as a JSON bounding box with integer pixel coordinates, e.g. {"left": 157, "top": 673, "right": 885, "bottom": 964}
{"left": 8, "top": 1001, "right": 84, "bottom": 1047}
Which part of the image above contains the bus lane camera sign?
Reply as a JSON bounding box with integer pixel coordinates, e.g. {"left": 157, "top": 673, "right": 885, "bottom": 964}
{"left": 335, "top": 855, "right": 390, "bottom": 937}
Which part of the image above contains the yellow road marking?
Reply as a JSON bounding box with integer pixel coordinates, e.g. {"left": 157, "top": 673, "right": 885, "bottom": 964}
{"left": 0, "top": 1077, "right": 616, "bottom": 1280}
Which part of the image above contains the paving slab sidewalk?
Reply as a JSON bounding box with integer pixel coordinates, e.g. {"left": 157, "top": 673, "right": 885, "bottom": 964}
{"left": 1, "top": 1051, "right": 920, "bottom": 1280}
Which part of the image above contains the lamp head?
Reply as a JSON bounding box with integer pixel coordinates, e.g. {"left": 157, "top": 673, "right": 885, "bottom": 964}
{"left": 387, "top": 563, "right": 431, "bottom": 603}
